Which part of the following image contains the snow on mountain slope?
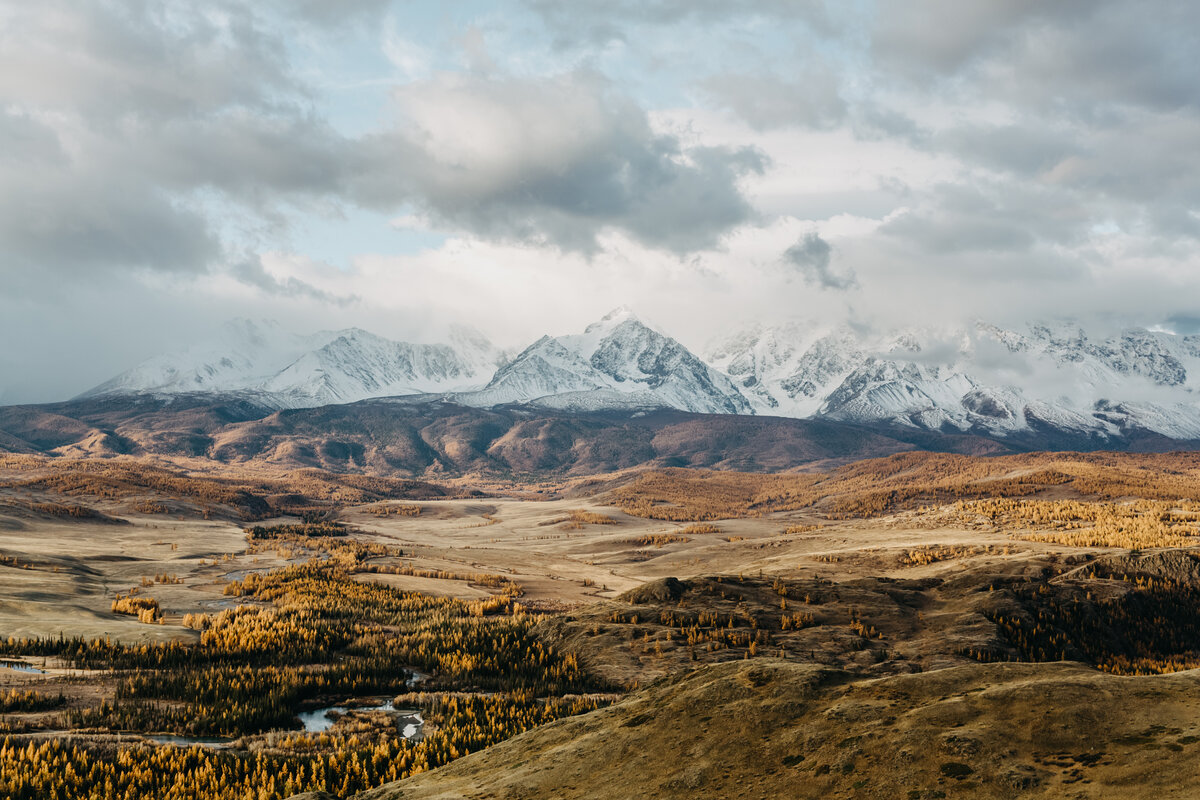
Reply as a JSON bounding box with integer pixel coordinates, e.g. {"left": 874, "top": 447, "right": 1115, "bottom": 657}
{"left": 708, "top": 324, "right": 862, "bottom": 417}
{"left": 83, "top": 319, "right": 326, "bottom": 399}
{"left": 78, "top": 313, "right": 1200, "bottom": 444}
{"left": 263, "top": 328, "right": 496, "bottom": 406}
{"left": 82, "top": 319, "right": 499, "bottom": 408}
{"left": 459, "top": 307, "right": 753, "bottom": 415}
{"left": 707, "top": 321, "right": 1200, "bottom": 441}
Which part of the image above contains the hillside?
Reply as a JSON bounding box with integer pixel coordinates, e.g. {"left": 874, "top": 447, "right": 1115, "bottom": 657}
{"left": 339, "top": 658, "right": 1200, "bottom": 800}
{"left": 4, "top": 448, "right": 1200, "bottom": 799}
{"left": 0, "top": 397, "right": 1005, "bottom": 476}
{"left": 608, "top": 450, "right": 1200, "bottom": 521}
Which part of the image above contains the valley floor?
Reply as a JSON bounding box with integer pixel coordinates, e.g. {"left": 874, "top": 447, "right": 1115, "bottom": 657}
{"left": 2, "top": 451, "right": 1200, "bottom": 798}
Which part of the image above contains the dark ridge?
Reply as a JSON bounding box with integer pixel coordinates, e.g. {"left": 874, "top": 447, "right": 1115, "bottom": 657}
{"left": 1, "top": 394, "right": 1197, "bottom": 479}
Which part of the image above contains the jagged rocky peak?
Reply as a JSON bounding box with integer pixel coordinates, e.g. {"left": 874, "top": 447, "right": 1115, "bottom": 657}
{"left": 463, "top": 308, "right": 753, "bottom": 415}
{"left": 72, "top": 312, "right": 1200, "bottom": 445}
{"left": 708, "top": 318, "right": 1200, "bottom": 442}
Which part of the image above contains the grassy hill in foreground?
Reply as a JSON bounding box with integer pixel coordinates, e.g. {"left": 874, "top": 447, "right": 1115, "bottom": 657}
{"left": 322, "top": 658, "right": 1200, "bottom": 800}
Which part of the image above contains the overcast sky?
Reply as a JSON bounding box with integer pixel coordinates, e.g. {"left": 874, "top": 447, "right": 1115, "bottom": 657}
{"left": 2, "top": 0, "right": 1199, "bottom": 403}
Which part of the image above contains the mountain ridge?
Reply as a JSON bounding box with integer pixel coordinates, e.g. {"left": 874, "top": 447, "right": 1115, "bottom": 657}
{"left": 66, "top": 311, "right": 1200, "bottom": 449}
{"left": 457, "top": 308, "right": 752, "bottom": 415}
{"left": 80, "top": 319, "right": 502, "bottom": 409}
{"left": 1, "top": 396, "right": 999, "bottom": 476}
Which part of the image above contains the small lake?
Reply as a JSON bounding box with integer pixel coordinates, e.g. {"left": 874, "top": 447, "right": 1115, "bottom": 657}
{"left": 0, "top": 659, "right": 45, "bottom": 674}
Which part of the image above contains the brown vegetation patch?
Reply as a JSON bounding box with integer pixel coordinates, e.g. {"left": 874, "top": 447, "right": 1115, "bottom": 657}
{"left": 539, "top": 509, "right": 619, "bottom": 530}
{"left": 623, "top": 534, "right": 690, "bottom": 548}
{"left": 0, "top": 455, "right": 465, "bottom": 521}
{"left": 956, "top": 498, "right": 1200, "bottom": 549}
{"left": 612, "top": 452, "right": 1200, "bottom": 522}
{"left": 898, "top": 544, "right": 1013, "bottom": 566}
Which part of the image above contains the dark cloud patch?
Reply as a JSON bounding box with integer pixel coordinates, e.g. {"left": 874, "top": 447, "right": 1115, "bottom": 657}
{"left": 927, "top": 111, "right": 1200, "bottom": 244}
{"left": 879, "top": 179, "right": 1098, "bottom": 261}
{"left": 873, "top": 0, "right": 1200, "bottom": 114}
{"left": 0, "top": 181, "right": 219, "bottom": 278}
{"left": 229, "top": 258, "right": 359, "bottom": 304}
{"left": 145, "top": 113, "right": 351, "bottom": 203}
{"left": 0, "top": 2, "right": 321, "bottom": 282}
{"left": 0, "top": 106, "right": 219, "bottom": 277}
{"left": 872, "top": 0, "right": 1059, "bottom": 77}
{"left": 352, "top": 73, "right": 764, "bottom": 253}
{"left": 883, "top": 211, "right": 1037, "bottom": 256}
{"left": 276, "top": 0, "right": 394, "bottom": 28}
{"left": 1002, "top": 2, "right": 1200, "bottom": 114}
{"left": 701, "top": 71, "right": 846, "bottom": 130}
{"left": 784, "top": 233, "right": 855, "bottom": 290}
{"left": 936, "top": 124, "right": 1079, "bottom": 178}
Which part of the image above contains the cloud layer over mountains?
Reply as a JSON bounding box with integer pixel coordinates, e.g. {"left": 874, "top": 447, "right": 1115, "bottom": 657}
{"left": 2, "top": 1, "right": 1198, "bottom": 403}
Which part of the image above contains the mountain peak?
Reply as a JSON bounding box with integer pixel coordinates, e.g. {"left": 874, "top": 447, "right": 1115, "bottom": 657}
{"left": 601, "top": 305, "right": 637, "bottom": 322}
{"left": 585, "top": 305, "right": 641, "bottom": 333}
{"left": 72, "top": 315, "right": 1200, "bottom": 446}
{"left": 82, "top": 319, "right": 495, "bottom": 408}
{"left": 467, "top": 310, "right": 752, "bottom": 415}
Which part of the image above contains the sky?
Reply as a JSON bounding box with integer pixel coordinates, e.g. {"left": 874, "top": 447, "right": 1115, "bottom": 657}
{"left": 2, "top": 0, "right": 1199, "bottom": 403}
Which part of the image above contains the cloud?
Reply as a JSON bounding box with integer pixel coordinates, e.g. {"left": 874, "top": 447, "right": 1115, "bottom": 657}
{"left": 0, "top": 0, "right": 770, "bottom": 298}
{"left": 783, "top": 232, "right": 856, "bottom": 290}
{"left": 229, "top": 256, "right": 359, "bottom": 304}
{"left": 0, "top": 108, "right": 220, "bottom": 277}
{"left": 0, "top": 1, "right": 324, "bottom": 283}
{"left": 525, "top": 0, "right": 831, "bottom": 47}
{"left": 352, "top": 72, "right": 765, "bottom": 253}
{"left": 872, "top": 0, "right": 1200, "bottom": 114}
{"left": 871, "top": 0, "right": 1058, "bottom": 77}
{"left": 4, "top": 0, "right": 1200, "bottom": 405}
{"left": 1166, "top": 315, "right": 1200, "bottom": 336}
{"left": 0, "top": 2, "right": 298, "bottom": 122}
{"left": 700, "top": 71, "right": 846, "bottom": 131}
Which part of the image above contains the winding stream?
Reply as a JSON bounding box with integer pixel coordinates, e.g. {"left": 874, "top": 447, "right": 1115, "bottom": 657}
{"left": 145, "top": 667, "right": 429, "bottom": 747}
{"left": 298, "top": 701, "right": 424, "bottom": 738}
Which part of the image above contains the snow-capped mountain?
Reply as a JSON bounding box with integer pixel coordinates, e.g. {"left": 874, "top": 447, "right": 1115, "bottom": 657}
{"left": 261, "top": 327, "right": 499, "bottom": 406}
{"left": 82, "top": 319, "right": 500, "bottom": 408}
{"left": 457, "top": 307, "right": 753, "bottom": 415}
{"left": 707, "top": 321, "right": 1200, "bottom": 442}
{"left": 78, "top": 312, "right": 1200, "bottom": 446}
